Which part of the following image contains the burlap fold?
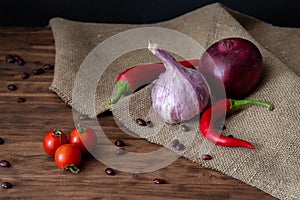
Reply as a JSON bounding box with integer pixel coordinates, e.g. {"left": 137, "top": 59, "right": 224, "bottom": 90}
{"left": 49, "top": 3, "right": 299, "bottom": 200}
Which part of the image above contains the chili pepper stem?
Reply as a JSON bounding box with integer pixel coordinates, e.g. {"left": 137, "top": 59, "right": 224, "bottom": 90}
{"left": 108, "top": 81, "right": 132, "bottom": 105}
{"left": 229, "top": 99, "right": 273, "bottom": 113}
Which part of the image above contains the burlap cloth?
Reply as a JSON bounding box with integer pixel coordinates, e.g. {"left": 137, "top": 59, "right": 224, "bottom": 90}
{"left": 49, "top": 3, "right": 299, "bottom": 200}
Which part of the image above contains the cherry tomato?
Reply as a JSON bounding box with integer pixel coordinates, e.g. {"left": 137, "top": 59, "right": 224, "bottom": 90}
{"left": 69, "top": 124, "right": 97, "bottom": 154}
{"left": 43, "top": 129, "right": 68, "bottom": 156}
{"left": 54, "top": 144, "right": 82, "bottom": 173}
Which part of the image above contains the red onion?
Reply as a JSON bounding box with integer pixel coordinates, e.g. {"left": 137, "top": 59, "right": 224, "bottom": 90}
{"left": 198, "top": 37, "right": 263, "bottom": 99}
{"left": 148, "top": 41, "right": 209, "bottom": 124}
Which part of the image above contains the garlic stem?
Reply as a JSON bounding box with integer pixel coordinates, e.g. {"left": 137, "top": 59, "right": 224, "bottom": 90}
{"left": 148, "top": 40, "right": 158, "bottom": 55}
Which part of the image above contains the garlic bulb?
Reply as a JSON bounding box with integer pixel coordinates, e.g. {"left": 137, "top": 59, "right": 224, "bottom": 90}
{"left": 148, "top": 41, "right": 210, "bottom": 124}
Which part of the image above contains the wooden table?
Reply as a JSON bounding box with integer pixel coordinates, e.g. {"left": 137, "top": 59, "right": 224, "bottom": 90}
{"left": 0, "top": 26, "right": 276, "bottom": 199}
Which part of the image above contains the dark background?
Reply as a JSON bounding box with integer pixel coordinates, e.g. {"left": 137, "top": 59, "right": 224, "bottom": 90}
{"left": 0, "top": 0, "right": 299, "bottom": 27}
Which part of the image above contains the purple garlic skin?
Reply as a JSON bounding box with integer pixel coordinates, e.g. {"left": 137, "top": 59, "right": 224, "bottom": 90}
{"left": 148, "top": 42, "right": 210, "bottom": 124}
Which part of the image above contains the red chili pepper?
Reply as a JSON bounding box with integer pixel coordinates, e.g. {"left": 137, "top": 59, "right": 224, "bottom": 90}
{"left": 108, "top": 59, "right": 199, "bottom": 104}
{"left": 200, "top": 98, "right": 273, "bottom": 149}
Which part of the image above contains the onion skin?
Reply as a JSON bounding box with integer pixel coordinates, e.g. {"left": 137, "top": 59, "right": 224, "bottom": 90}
{"left": 198, "top": 37, "right": 263, "bottom": 99}
{"left": 149, "top": 42, "right": 209, "bottom": 124}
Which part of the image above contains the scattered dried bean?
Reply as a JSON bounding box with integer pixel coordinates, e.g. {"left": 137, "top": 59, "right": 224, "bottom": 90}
{"left": 5, "top": 54, "right": 25, "bottom": 65}
{"left": 153, "top": 178, "right": 166, "bottom": 184}
{"left": 33, "top": 68, "right": 45, "bottom": 75}
{"left": 105, "top": 168, "right": 115, "bottom": 175}
{"left": 13, "top": 55, "right": 22, "bottom": 61}
{"left": 17, "top": 58, "right": 25, "bottom": 65}
{"left": 21, "top": 72, "right": 30, "bottom": 79}
{"left": 0, "top": 137, "right": 4, "bottom": 144}
{"left": 181, "top": 124, "right": 189, "bottom": 132}
{"left": 170, "top": 139, "right": 179, "bottom": 148}
{"left": 17, "top": 97, "right": 26, "bottom": 103}
{"left": 1, "top": 182, "right": 12, "bottom": 189}
{"left": 5, "top": 55, "right": 15, "bottom": 63}
{"left": 146, "top": 121, "right": 153, "bottom": 127}
{"left": 115, "top": 148, "right": 126, "bottom": 155}
{"left": 43, "top": 64, "right": 54, "bottom": 70}
{"left": 78, "top": 114, "right": 89, "bottom": 120}
{"left": 114, "top": 139, "right": 125, "bottom": 147}
{"left": 201, "top": 154, "right": 212, "bottom": 160}
{"left": 7, "top": 84, "right": 17, "bottom": 91}
{"left": 136, "top": 118, "right": 147, "bottom": 126}
{"left": 0, "top": 160, "right": 11, "bottom": 167}
{"left": 176, "top": 143, "right": 185, "bottom": 151}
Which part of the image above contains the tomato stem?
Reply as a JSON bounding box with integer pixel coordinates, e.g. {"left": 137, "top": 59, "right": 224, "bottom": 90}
{"left": 64, "top": 164, "right": 80, "bottom": 174}
{"left": 77, "top": 124, "right": 86, "bottom": 133}
{"left": 52, "top": 129, "right": 63, "bottom": 142}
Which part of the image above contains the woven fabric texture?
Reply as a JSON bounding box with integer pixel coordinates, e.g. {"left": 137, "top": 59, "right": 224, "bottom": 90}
{"left": 49, "top": 3, "right": 300, "bottom": 200}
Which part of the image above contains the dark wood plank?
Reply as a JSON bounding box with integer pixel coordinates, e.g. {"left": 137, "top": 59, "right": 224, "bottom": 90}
{"left": 0, "top": 26, "right": 276, "bottom": 199}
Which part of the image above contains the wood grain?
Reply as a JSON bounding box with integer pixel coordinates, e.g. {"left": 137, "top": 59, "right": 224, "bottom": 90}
{"left": 0, "top": 26, "right": 277, "bottom": 200}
